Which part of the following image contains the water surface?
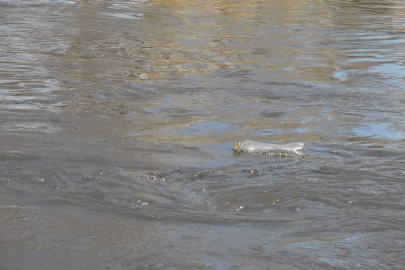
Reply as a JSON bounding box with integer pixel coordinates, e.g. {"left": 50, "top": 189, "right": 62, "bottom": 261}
{"left": 1, "top": 0, "right": 405, "bottom": 269}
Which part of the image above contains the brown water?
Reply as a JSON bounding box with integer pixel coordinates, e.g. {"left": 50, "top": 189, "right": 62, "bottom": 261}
{"left": 1, "top": 0, "right": 405, "bottom": 269}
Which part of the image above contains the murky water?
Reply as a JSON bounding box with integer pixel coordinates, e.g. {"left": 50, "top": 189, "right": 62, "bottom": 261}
{"left": 1, "top": 0, "right": 405, "bottom": 269}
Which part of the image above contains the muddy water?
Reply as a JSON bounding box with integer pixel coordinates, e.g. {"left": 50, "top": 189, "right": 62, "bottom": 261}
{"left": 1, "top": 0, "right": 405, "bottom": 269}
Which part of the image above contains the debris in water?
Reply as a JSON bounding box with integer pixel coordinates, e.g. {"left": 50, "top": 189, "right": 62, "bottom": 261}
{"left": 243, "top": 169, "right": 258, "bottom": 174}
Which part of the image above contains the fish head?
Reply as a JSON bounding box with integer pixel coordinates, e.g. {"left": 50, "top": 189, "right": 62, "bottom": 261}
{"left": 233, "top": 142, "right": 242, "bottom": 152}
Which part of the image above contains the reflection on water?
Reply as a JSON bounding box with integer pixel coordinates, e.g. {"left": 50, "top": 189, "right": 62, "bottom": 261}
{"left": 353, "top": 123, "right": 404, "bottom": 140}
{"left": 1, "top": 0, "right": 405, "bottom": 268}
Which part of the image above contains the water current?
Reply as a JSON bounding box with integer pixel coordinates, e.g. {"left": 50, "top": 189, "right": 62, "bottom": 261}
{"left": 1, "top": 0, "right": 405, "bottom": 269}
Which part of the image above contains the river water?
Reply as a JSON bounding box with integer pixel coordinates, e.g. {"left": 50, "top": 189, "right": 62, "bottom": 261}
{"left": 1, "top": 0, "right": 405, "bottom": 269}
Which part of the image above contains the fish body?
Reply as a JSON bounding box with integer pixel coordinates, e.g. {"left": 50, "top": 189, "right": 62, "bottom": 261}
{"left": 233, "top": 141, "right": 304, "bottom": 156}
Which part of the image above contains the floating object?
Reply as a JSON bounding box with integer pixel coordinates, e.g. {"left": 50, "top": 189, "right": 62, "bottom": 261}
{"left": 233, "top": 140, "right": 304, "bottom": 156}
